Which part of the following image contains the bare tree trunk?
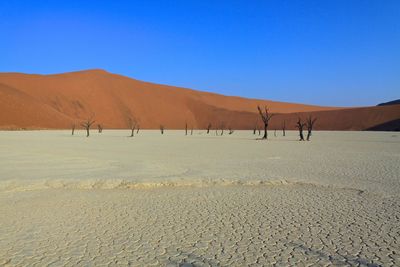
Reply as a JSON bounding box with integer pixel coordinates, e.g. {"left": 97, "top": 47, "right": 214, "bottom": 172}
{"left": 306, "top": 116, "right": 317, "bottom": 141}
{"left": 254, "top": 118, "right": 259, "bottom": 135}
{"left": 185, "top": 122, "right": 188, "bottom": 135}
{"left": 136, "top": 126, "right": 140, "bottom": 134}
{"left": 71, "top": 124, "right": 75, "bottom": 135}
{"left": 81, "top": 117, "right": 95, "bottom": 138}
{"left": 160, "top": 125, "right": 164, "bottom": 134}
{"left": 219, "top": 123, "right": 225, "bottom": 136}
{"left": 296, "top": 118, "right": 306, "bottom": 141}
{"left": 128, "top": 118, "right": 136, "bottom": 137}
{"left": 307, "top": 130, "right": 311, "bottom": 141}
{"left": 207, "top": 123, "right": 211, "bottom": 134}
{"left": 257, "top": 106, "right": 274, "bottom": 140}
{"left": 262, "top": 124, "right": 268, "bottom": 139}
{"left": 97, "top": 124, "right": 103, "bottom": 133}
{"left": 300, "top": 130, "right": 304, "bottom": 141}
{"left": 191, "top": 128, "right": 193, "bottom": 135}
{"left": 282, "top": 120, "right": 286, "bottom": 137}
{"left": 130, "top": 124, "right": 136, "bottom": 137}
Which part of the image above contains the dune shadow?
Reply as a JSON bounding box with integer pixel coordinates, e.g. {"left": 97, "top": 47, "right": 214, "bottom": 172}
{"left": 365, "top": 119, "right": 400, "bottom": 131}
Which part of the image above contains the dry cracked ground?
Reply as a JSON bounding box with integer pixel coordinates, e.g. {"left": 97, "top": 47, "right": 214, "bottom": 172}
{"left": 0, "top": 184, "right": 399, "bottom": 266}
{"left": 0, "top": 131, "right": 399, "bottom": 266}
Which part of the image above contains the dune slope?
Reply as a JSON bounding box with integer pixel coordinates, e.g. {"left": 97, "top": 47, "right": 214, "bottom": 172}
{"left": 0, "top": 69, "right": 398, "bottom": 130}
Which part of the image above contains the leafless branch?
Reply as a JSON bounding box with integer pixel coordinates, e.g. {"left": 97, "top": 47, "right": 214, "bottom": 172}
{"left": 81, "top": 117, "right": 95, "bottom": 137}
{"left": 257, "top": 105, "right": 274, "bottom": 139}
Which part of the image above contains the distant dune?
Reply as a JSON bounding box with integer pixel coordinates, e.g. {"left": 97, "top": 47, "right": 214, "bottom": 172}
{"left": 377, "top": 99, "right": 400, "bottom": 106}
{"left": 0, "top": 69, "right": 399, "bottom": 130}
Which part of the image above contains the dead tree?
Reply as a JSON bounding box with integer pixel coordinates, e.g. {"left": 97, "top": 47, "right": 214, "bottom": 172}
{"left": 258, "top": 128, "right": 261, "bottom": 136}
{"left": 253, "top": 120, "right": 257, "bottom": 135}
{"left": 160, "top": 125, "right": 164, "bottom": 135}
{"left": 185, "top": 122, "right": 188, "bottom": 135}
{"left": 282, "top": 120, "right": 286, "bottom": 136}
{"left": 71, "top": 123, "right": 75, "bottom": 135}
{"left": 220, "top": 122, "right": 225, "bottom": 136}
{"left": 207, "top": 123, "right": 212, "bottom": 134}
{"left": 306, "top": 116, "right": 317, "bottom": 141}
{"left": 257, "top": 106, "right": 274, "bottom": 139}
{"left": 296, "top": 118, "right": 306, "bottom": 141}
{"left": 136, "top": 125, "right": 140, "bottom": 134}
{"left": 228, "top": 127, "right": 234, "bottom": 135}
{"left": 128, "top": 118, "right": 137, "bottom": 137}
{"left": 97, "top": 124, "right": 103, "bottom": 133}
{"left": 81, "top": 117, "right": 95, "bottom": 137}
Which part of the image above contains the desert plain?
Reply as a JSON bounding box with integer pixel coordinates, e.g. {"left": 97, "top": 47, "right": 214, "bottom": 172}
{"left": 0, "top": 130, "right": 399, "bottom": 266}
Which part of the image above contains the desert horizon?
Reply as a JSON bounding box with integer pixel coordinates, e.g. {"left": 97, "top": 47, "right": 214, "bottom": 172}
{"left": 1, "top": 1, "right": 400, "bottom": 266}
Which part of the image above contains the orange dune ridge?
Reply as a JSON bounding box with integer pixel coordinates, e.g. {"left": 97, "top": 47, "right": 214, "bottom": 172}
{"left": 0, "top": 69, "right": 398, "bottom": 130}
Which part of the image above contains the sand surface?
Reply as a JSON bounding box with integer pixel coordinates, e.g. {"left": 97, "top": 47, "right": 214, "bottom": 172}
{"left": 1, "top": 70, "right": 399, "bottom": 130}
{"left": 0, "top": 70, "right": 338, "bottom": 130}
{"left": 0, "top": 130, "right": 399, "bottom": 266}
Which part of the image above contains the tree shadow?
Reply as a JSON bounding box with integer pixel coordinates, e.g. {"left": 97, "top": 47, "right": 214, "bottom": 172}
{"left": 286, "top": 241, "right": 381, "bottom": 267}
{"left": 253, "top": 138, "right": 300, "bottom": 142}
{"left": 161, "top": 241, "right": 382, "bottom": 266}
{"left": 164, "top": 248, "right": 219, "bottom": 266}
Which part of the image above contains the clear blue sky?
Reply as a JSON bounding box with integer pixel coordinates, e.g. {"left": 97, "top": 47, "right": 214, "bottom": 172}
{"left": 1, "top": 1, "right": 399, "bottom": 106}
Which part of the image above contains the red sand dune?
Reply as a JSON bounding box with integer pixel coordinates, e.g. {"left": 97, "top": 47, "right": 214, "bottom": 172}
{"left": 0, "top": 69, "right": 398, "bottom": 130}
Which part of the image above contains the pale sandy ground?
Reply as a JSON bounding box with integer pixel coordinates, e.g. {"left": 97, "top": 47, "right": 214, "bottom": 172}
{"left": 0, "top": 130, "right": 399, "bottom": 266}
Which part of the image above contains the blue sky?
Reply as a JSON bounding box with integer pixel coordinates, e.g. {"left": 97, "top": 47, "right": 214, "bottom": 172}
{"left": 0, "top": 0, "right": 399, "bottom": 106}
